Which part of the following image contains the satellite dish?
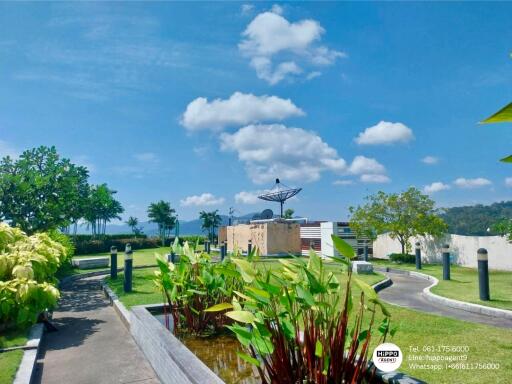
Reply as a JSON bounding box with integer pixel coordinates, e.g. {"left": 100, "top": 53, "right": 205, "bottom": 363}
{"left": 258, "top": 178, "right": 302, "bottom": 217}
{"left": 260, "top": 209, "right": 274, "bottom": 220}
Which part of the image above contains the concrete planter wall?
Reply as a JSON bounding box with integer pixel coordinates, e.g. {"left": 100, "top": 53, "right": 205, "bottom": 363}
{"left": 130, "top": 305, "right": 223, "bottom": 384}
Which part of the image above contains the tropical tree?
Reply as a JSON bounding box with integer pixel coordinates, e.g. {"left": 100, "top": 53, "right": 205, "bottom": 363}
{"left": 148, "top": 200, "right": 175, "bottom": 246}
{"left": 126, "top": 216, "right": 143, "bottom": 238}
{"left": 349, "top": 187, "right": 447, "bottom": 254}
{"left": 199, "top": 210, "right": 222, "bottom": 243}
{"left": 83, "top": 184, "right": 124, "bottom": 237}
{"left": 0, "top": 146, "right": 90, "bottom": 234}
{"left": 283, "top": 208, "right": 294, "bottom": 219}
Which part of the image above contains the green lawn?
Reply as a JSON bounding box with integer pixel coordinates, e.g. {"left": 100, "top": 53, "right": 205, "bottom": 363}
{"left": 0, "top": 326, "right": 29, "bottom": 349}
{"left": 0, "top": 350, "right": 23, "bottom": 384}
{"left": 106, "top": 260, "right": 512, "bottom": 383}
{"left": 372, "top": 259, "right": 512, "bottom": 311}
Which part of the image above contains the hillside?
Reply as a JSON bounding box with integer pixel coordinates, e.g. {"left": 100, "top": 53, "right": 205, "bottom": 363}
{"left": 441, "top": 201, "right": 512, "bottom": 236}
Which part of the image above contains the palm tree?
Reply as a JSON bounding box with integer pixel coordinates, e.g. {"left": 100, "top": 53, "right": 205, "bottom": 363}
{"left": 199, "top": 210, "right": 222, "bottom": 243}
{"left": 148, "top": 201, "right": 176, "bottom": 246}
{"left": 126, "top": 216, "right": 143, "bottom": 238}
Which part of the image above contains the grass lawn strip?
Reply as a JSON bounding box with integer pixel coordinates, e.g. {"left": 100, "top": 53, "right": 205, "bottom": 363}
{"left": 372, "top": 259, "right": 512, "bottom": 311}
{"left": 0, "top": 350, "right": 24, "bottom": 384}
{"left": 0, "top": 326, "right": 29, "bottom": 350}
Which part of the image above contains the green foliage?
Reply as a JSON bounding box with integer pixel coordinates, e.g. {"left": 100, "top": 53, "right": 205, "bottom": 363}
{"left": 283, "top": 208, "right": 294, "bottom": 219}
{"left": 83, "top": 184, "right": 124, "bottom": 237}
{"left": 47, "top": 230, "right": 75, "bottom": 262}
{"left": 199, "top": 210, "right": 222, "bottom": 243}
{"left": 441, "top": 200, "right": 512, "bottom": 235}
{"left": 148, "top": 200, "right": 176, "bottom": 246}
{"left": 0, "top": 223, "right": 66, "bottom": 328}
{"left": 0, "top": 146, "right": 90, "bottom": 234}
{"left": 481, "top": 102, "right": 512, "bottom": 162}
{"left": 126, "top": 216, "right": 144, "bottom": 237}
{"left": 225, "top": 236, "right": 392, "bottom": 383}
{"left": 153, "top": 240, "right": 242, "bottom": 335}
{"left": 389, "top": 253, "right": 416, "bottom": 264}
{"left": 350, "top": 187, "right": 447, "bottom": 254}
{"left": 74, "top": 237, "right": 160, "bottom": 255}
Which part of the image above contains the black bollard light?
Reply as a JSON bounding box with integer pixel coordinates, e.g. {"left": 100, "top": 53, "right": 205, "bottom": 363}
{"left": 477, "top": 248, "right": 490, "bottom": 301}
{"left": 220, "top": 241, "right": 225, "bottom": 261}
{"left": 363, "top": 241, "right": 368, "bottom": 262}
{"left": 247, "top": 239, "right": 252, "bottom": 256}
{"left": 415, "top": 242, "right": 422, "bottom": 270}
{"left": 124, "top": 243, "right": 133, "bottom": 292}
{"left": 442, "top": 244, "right": 450, "bottom": 280}
{"left": 110, "top": 246, "right": 118, "bottom": 279}
{"left": 205, "top": 240, "right": 210, "bottom": 254}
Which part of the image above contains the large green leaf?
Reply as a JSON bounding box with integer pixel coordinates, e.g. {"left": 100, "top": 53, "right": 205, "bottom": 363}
{"left": 236, "top": 351, "right": 260, "bottom": 367}
{"left": 232, "top": 258, "right": 257, "bottom": 283}
{"left": 354, "top": 277, "right": 377, "bottom": 301}
{"left": 500, "top": 155, "right": 512, "bottom": 163}
{"left": 204, "top": 302, "right": 233, "bottom": 312}
{"left": 481, "top": 102, "right": 512, "bottom": 123}
{"left": 331, "top": 234, "right": 355, "bottom": 259}
{"left": 225, "top": 310, "right": 256, "bottom": 324}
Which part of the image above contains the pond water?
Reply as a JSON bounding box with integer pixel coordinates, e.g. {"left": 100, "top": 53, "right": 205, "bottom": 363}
{"left": 153, "top": 312, "right": 261, "bottom": 384}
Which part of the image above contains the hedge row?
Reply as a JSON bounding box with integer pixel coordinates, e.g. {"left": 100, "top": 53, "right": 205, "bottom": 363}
{"left": 389, "top": 253, "right": 416, "bottom": 263}
{"left": 73, "top": 233, "right": 148, "bottom": 241}
{"left": 74, "top": 235, "right": 208, "bottom": 255}
{"left": 74, "top": 237, "right": 160, "bottom": 255}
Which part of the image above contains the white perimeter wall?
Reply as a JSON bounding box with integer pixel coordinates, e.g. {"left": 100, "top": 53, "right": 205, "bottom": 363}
{"left": 373, "top": 234, "right": 512, "bottom": 271}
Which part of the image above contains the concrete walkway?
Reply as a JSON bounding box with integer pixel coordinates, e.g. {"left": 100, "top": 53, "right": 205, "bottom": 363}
{"left": 379, "top": 271, "right": 512, "bottom": 329}
{"left": 33, "top": 276, "right": 160, "bottom": 384}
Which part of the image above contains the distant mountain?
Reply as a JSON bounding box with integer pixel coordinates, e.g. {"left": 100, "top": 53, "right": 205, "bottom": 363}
{"left": 441, "top": 201, "right": 512, "bottom": 236}
{"left": 80, "top": 213, "right": 259, "bottom": 236}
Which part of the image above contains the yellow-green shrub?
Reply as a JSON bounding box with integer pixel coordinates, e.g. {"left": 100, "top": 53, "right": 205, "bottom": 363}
{"left": 0, "top": 223, "right": 67, "bottom": 327}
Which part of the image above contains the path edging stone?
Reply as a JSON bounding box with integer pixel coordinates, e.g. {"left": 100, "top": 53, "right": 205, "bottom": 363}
{"left": 12, "top": 323, "right": 44, "bottom": 384}
{"left": 375, "top": 266, "right": 512, "bottom": 320}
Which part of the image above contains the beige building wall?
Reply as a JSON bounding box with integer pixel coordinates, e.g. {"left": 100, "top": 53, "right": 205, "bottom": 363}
{"left": 226, "top": 222, "right": 301, "bottom": 255}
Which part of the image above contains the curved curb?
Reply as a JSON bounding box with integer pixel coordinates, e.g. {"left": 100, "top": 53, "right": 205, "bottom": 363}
{"left": 372, "top": 277, "right": 393, "bottom": 293}
{"left": 376, "top": 266, "right": 512, "bottom": 320}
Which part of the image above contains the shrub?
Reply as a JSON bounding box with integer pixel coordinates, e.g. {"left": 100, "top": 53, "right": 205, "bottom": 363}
{"left": 48, "top": 230, "right": 75, "bottom": 262}
{"left": 74, "top": 237, "right": 160, "bottom": 255}
{"left": 0, "top": 224, "right": 66, "bottom": 328}
{"left": 153, "top": 239, "right": 243, "bottom": 335}
{"left": 220, "top": 235, "right": 395, "bottom": 383}
{"left": 73, "top": 234, "right": 148, "bottom": 241}
{"left": 389, "top": 253, "right": 415, "bottom": 264}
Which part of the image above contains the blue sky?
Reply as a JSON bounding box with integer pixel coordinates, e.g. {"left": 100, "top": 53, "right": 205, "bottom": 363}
{"left": 1, "top": 2, "right": 512, "bottom": 221}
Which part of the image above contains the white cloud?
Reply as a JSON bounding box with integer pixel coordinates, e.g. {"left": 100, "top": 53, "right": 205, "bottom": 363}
{"left": 239, "top": 8, "right": 345, "bottom": 84}
{"left": 424, "top": 182, "right": 450, "bottom": 194}
{"left": 134, "top": 152, "right": 158, "bottom": 163}
{"left": 360, "top": 174, "right": 391, "bottom": 184}
{"left": 235, "top": 190, "right": 265, "bottom": 204}
{"left": 306, "top": 71, "right": 322, "bottom": 80}
{"left": 220, "top": 124, "right": 346, "bottom": 184}
{"left": 0, "top": 140, "right": 18, "bottom": 159}
{"left": 241, "top": 4, "right": 254, "bottom": 15}
{"left": 355, "top": 121, "right": 414, "bottom": 145}
{"left": 454, "top": 177, "right": 492, "bottom": 189}
{"left": 348, "top": 156, "right": 386, "bottom": 175}
{"left": 180, "top": 193, "right": 225, "bottom": 207}
{"left": 181, "top": 92, "right": 304, "bottom": 131}
{"left": 421, "top": 155, "right": 439, "bottom": 165}
{"left": 333, "top": 179, "right": 354, "bottom": 186}
{"left": 505, "top": 177, "right": 512, "bottom": 187}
